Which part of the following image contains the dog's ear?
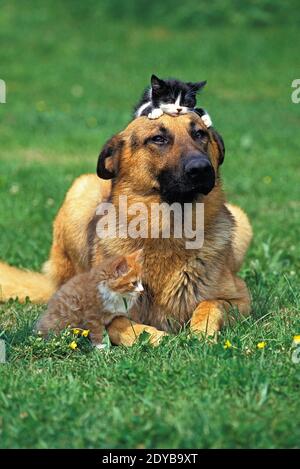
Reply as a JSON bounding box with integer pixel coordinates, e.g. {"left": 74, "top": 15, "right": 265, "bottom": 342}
{"left": 210, "top": 128, "right": 225, "bottom": 165}
{"left": 97, "top": 135, "right": 124, "bottom": 180}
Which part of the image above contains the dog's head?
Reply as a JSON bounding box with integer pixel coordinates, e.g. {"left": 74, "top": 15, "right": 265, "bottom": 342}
{"left": 97, "top": 113, "right": 225, "bottom": 204}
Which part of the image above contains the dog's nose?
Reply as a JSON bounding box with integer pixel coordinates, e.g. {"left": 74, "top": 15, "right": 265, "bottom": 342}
{"left": 184, "top": 156, "right": 212, "bottom": 181}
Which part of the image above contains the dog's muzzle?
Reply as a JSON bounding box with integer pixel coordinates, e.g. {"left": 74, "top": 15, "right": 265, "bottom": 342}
{"left": 158, "top": 152, "right": 215, "bottom": 204}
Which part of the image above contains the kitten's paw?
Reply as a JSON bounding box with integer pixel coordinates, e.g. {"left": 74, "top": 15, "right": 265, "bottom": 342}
{"left": 201, "top": 113, "right": 213, "bottom": 128}
{"left": 95, "top": 343, "right": 108, "bottom": 351}
{"left": 148, "top": 109, "right": 163, "bottom": 119}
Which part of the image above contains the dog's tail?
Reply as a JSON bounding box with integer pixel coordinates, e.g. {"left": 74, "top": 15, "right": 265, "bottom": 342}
{"left": 226, "top": 203, "right": 253, "bottom": 273}
{"left": 0, "top": 261, "right": 55, "bottom": 304}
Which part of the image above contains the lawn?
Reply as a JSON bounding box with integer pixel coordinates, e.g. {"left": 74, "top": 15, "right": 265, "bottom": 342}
{"left": 0, "top": 0, "right": 300, "bottom": 449}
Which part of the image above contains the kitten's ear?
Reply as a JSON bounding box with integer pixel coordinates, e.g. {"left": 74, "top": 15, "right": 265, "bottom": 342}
{"left": 97, "top": 134, "right": 124, "bottom": 180}
{"left": 188, "top": 80, "right": 207, "bottom": 92}
{"left": 112, "top": 257, "right": 129, "bottom": 277}
{"left": 151, "top": 74, "right": 166, "bottom": 91}
{"left": 127, "top": 249, "right": 143, "bottom": 264}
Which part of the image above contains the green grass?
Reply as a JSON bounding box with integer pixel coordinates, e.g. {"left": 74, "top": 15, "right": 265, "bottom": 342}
{"left": 0, "top": 0, "right": 300, "bottom": 449}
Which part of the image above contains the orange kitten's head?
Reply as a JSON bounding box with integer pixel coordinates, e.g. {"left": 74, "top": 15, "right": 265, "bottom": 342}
{"left": 105, "top": 250, "right": 144, "bottom": 296}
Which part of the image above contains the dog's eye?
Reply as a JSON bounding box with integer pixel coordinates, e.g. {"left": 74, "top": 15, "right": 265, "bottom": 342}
{"left": 150, "top": 135, "right": 168, "bottom": 145}
{"left": 193, "top": 129, "right": 207, "bottom": 140}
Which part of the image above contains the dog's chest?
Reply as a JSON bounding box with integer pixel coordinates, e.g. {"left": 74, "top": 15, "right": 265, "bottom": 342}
{"left": 163, "top": 260, "right": 209, "bottom": 308}
{"left": 141, "top": 254, "right": 214, "bottom": 325}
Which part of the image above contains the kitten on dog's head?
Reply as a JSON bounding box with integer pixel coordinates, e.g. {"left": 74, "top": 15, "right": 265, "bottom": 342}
{"left": 134, "top": 74, "right": 209, "bottom": 121}
{"left": 150, "top": 74, "right": 206, "bottom": 116}
{"left": 151, "top": 75, "right": 206, "bottom": 110}
{"left": 151, "top": 74, "right": 206, "bottom": 95}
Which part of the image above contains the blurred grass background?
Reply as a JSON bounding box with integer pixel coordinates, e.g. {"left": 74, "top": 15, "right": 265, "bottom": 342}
{"left": 0, "top": 0, "right": 300, "bottom": 449}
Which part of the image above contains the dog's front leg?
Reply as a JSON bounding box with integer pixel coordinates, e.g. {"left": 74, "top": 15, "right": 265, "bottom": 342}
{"left": 107, "top": 316, "right": 167, "bottom": 347}
{"left": 190, "top": 300, "right": 226, "bottom": 338}
{"left": 191, "top": 273, "right": 251, "bottom": 338}
{"left": 190, "top": 291, "right": 251, "bottom": 338}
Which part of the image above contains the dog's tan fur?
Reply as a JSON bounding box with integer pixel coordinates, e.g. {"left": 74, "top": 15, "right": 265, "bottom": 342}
{"left": 0, "top": 113, "right": 252, "bottom": 345}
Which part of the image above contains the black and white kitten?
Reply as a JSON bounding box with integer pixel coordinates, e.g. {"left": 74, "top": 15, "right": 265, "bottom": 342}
{"left": 134, "top": 74, "right": 212, "bottom": 127}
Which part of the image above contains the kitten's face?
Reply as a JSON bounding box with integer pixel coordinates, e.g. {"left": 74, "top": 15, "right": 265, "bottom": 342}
{"left": 151, "top": 75, "right": 206, "bottom": 116}
{"left": 105, "top": 250, "right": 144, "bottom": 298}
{"left": 159, "top": 93, "right": 190, "bottom": 117}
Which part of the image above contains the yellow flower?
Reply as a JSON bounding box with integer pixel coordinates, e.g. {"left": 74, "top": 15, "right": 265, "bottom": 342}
{"left": 257, "top": 341, "right": 267, "bottom": 349}
{"left": 293, "top": 335, "right": 300, "bottom": 344}
{"left": 224, "top": 340, "right": 232, "bottom": 349}
{"left": 263, "top": 176, "right": 272, "bottom": 185}
{"left": 69, "top": 341, "right": 78, "bottom": 350}
{"left": 81, "top": 329, "right": 89, "bottom": 337}
{"left": 72, "top": 328, "right": 81, "bottom": 335}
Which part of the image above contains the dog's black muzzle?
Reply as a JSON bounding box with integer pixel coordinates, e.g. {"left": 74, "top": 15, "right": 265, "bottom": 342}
{"left": 158, "top": 152, "right": 215, "bottom": 204}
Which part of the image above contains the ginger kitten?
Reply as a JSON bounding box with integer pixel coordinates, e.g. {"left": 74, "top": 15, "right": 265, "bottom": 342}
{"left": 36, "top": 251, "right": 143, "bottom": 348}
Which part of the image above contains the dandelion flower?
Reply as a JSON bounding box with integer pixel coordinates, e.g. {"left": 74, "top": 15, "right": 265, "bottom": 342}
{"left": 293, "top": 335, "right": 300, "bottom": 344}
{"left": 81, "top": 329, "right": 89, "bottom": 337}
{"left": 69, "top": 341, "right": 78, "bottom": 350}
{"left": 224, "top": 340, "right": 232, "bottom": 349}
{"left": 72, "top": 328, "right": 81, "bottom": 335}
{"left": 9, "top": 183, "right": 20, "bottom": 195}
{"left": 257, "top": 341, "right": 267, "bottom": 349}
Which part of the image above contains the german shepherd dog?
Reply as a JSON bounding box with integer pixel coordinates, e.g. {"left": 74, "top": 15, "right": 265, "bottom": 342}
{"left": 0, "top": 113, "right": 252, "bottom": 345}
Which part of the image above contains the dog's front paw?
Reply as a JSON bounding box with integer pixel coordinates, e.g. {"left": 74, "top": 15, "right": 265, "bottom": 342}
{"left": 139, "top": 327, "right": 168, "bottom": 346}
{"left": 148, "top": 108, "right": 163, "bottom": 119}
